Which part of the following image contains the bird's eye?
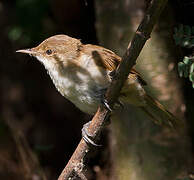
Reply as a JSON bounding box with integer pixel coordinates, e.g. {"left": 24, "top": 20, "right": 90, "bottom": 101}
{"left": 46, "top": 49, "right": 52, "bottom": 55}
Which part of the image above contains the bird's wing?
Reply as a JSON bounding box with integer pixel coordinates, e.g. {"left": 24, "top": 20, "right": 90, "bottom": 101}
{"left": 82, "top": 44, "right": 147, "bottom": 86}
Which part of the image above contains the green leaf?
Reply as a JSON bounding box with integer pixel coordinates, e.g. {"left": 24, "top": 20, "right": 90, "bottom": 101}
{"left": 183, "top": 56, "right": 193, "bottom": 66}
{"left": 184, "top": 66, "right": 190, "bottom": 78}
{"left": 178, "top": 62, "right": 186, "bottom": 77}
{"left": 190, "top": 63, "right": 194, "bottom": 73}
{"left": 178, "top": 60, "right": 189, "bottom": 78}
{"left": 182, "top": 37, "right": 190, "bottom": 47}
{"left": 192, "top": 83, "right": 194, "bottom": 88}
{"left": 174, "top": 35, "right": 182, "bottom": 45}
{"left": 188, "top": 38, "right": 194, "bottom": 48}
{"left": 183, "top": 56, "right": 190, "bottom": 64}
{"left": 189, "top": 72, "right": 194, "bottom": 82}
{"left": 184, "top": 25, "right": 191, "bottom": 36}
{"left": 173, "top": 25, "right": 194, "bottom": 48}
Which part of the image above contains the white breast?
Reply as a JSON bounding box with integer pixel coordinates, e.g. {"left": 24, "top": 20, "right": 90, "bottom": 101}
{"left": 37, "top": 54, "right": 111, "bottom": 114}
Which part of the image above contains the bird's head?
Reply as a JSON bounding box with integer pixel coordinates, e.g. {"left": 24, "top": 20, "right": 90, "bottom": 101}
{"left": 16, "top": 35, "right": 82, "bottom": 69}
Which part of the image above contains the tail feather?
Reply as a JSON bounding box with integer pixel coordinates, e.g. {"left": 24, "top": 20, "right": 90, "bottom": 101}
{"left": 141, "top": 95, "right": 180, "bottom": 128}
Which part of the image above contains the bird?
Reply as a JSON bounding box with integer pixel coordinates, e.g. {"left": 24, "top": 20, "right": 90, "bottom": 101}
{"left": 16, "top": 34, "right": 178, "bottom": 136}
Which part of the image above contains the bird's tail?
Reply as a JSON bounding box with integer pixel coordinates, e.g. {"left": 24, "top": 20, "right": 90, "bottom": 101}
{"left": 141, "top": 94, "right": 180, "bottom": 128}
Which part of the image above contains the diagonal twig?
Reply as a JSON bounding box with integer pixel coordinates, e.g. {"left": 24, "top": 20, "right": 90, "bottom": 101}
{"left": 58, "top": 0, "right": 168, "bottom": 179}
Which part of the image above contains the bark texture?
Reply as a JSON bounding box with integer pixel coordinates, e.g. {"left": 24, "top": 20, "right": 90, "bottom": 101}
{"left": 94, "top": 0, "right": 193, "bottom": 179}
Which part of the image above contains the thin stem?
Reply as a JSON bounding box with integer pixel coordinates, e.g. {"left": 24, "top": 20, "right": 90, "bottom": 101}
{"left": 58, "top": 0, "right": 168, "bottom": 179}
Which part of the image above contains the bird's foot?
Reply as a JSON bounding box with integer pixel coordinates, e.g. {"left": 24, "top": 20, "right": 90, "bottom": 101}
{"left": 81, "top": 121, "right": 102, "bottom": 147}
{"left": 101, "top": 97, "right": 113, "bottom": 112}
{"left": 101, "top": 95, "right": 124, "bottom": 112}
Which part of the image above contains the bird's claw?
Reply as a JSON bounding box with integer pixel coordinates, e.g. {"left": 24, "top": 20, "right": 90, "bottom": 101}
{"left": 101, "top": 97, "right": 113, "bottom": 112}
{"left": 81, "top": 121, "right": 101, "bottom": 147}
{"left": 101, "top": 96, "right": 124, "bottom": 112}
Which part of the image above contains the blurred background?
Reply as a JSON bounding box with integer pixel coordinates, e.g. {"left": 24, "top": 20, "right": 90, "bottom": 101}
{"left": 0, "top": 0, "right": 194, "bottom": 180}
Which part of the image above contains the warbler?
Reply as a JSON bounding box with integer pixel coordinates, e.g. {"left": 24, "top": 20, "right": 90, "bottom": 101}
{"left": 17, "top": 35, "right": 178, "bottom": 129}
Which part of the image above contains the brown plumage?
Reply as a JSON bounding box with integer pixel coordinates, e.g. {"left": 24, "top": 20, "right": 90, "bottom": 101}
{"left": 17, "top": 34, "right": 179, "bottom": 128}
{"left": 81, "top": 44, "right": 147, "bottom": 85}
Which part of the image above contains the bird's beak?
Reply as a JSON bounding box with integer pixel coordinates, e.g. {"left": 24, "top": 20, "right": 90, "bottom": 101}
{"left": 16, "top": 48, "right": 37, "bottom": 55}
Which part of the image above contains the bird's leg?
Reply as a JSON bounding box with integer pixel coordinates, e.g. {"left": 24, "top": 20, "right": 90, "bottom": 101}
{"left": 99, "top": 88, "right": 124, "bottom": 112}
{"left": 93, "top": 87, "right": 113, "bottom": 112}
{"left": 101, "top": 95, "right": 113, "bottom": 112}
{"left": 82, "top": 112, "right": 111, "bottom": 146}
{"left": 81, "top": 121, "right": 102, "bottom": 147}
{"left": 81, "top": 87, "right": 114, "bottom": 146}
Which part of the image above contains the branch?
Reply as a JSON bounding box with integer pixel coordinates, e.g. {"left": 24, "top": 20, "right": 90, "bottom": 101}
{"left": 58, "top": 0, "right": 168, "bottom": 179}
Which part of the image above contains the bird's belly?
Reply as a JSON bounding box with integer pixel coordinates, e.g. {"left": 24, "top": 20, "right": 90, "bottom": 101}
{"left": 48, "top": 57, "right": 110, "bottom": 115}
{"left": 50, "top": 73, "right": 108, "bottom": 115}
{"left": 71, "top": 91, "right": 101, "bottom": 115}
{"left": 64, "top": 83, "right": 106, "bottom": 115}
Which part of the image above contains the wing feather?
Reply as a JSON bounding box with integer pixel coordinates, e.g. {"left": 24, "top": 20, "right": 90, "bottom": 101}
{"left": 81, "top": 44, "right": 147, "bottom": 86}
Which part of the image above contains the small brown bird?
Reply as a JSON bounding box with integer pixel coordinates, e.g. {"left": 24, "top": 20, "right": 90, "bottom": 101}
{"left": 17, "top": 35, "right": 178, "bottom": 128}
